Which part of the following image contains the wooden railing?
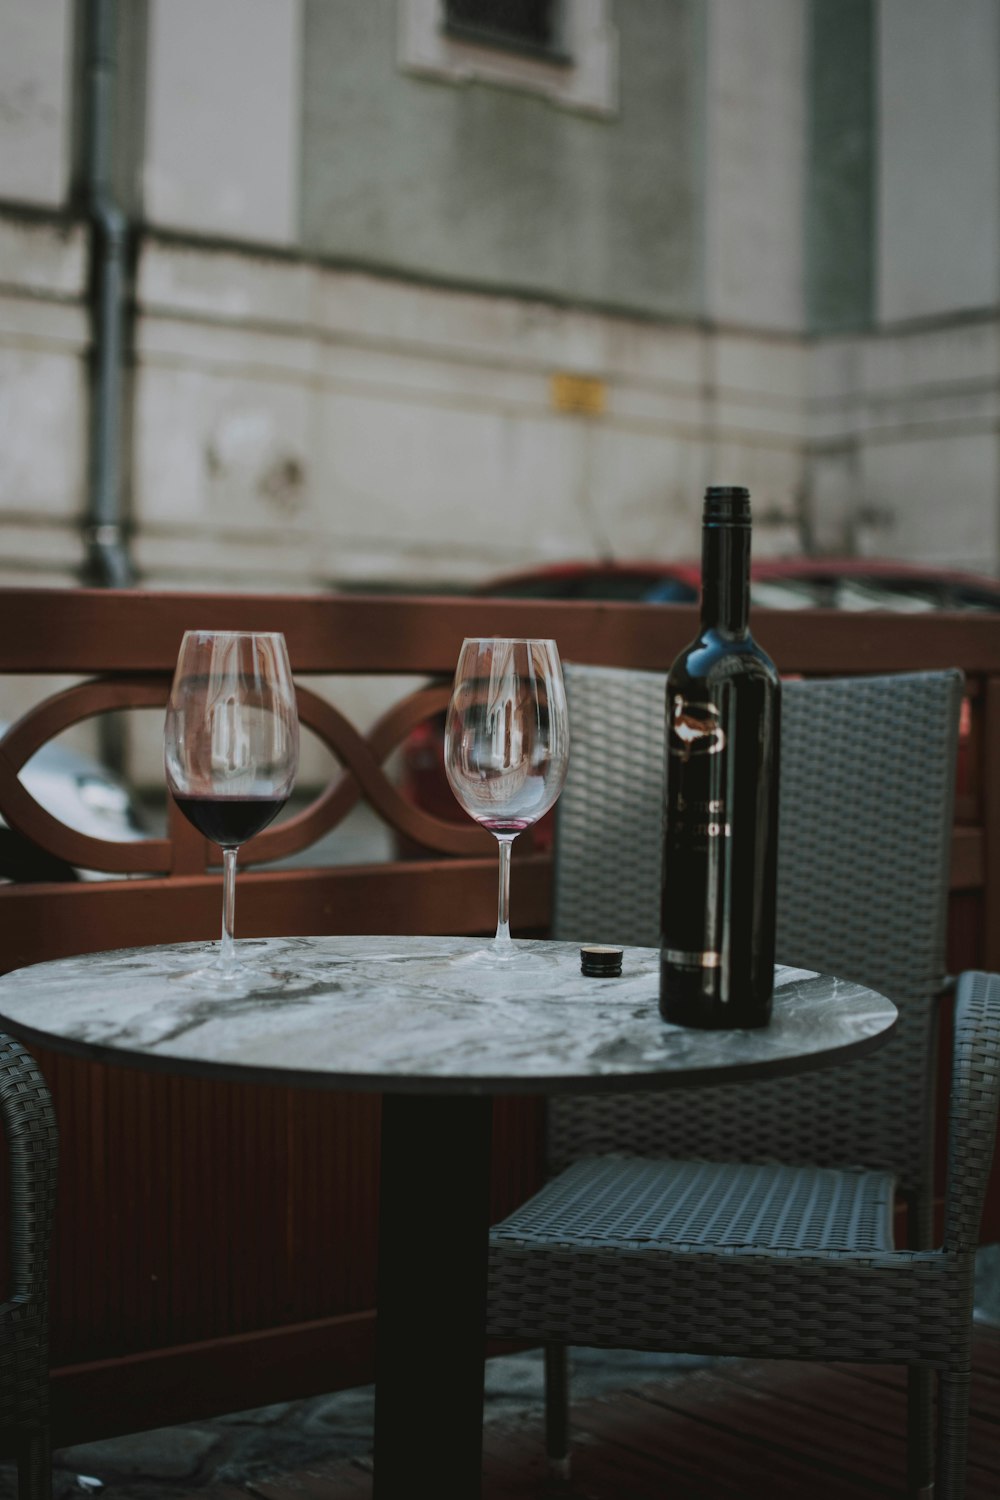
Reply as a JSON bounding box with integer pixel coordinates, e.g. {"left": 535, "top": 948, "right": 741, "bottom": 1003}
{"left": 0, "top": 587, "right": 997, "bottom": 1445}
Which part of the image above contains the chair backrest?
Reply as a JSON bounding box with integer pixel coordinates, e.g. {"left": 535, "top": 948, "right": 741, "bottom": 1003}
{"left": 550, "top": 665, "right": 964, "bottom": 1203}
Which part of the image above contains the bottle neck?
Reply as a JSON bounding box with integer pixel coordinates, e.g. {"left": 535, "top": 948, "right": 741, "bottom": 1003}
{"left": 700, "top": 523, "right": 751, "bottom": 636}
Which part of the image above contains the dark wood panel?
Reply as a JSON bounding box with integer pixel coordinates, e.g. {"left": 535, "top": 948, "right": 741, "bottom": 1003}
{"left": 984, "top": 678, "right": 1000, "bottom": 972}
{"left": 47, "top": 1085, "right": 543, "bottom": 1447}
{"left": 0, "top": 855, "right": 553, "bottom": 976}
{"left": 50, "top": 1310, "right": 378, "bottom": 1449}
{"left": 950, "top": 826, "right": 984, "bottom": 889}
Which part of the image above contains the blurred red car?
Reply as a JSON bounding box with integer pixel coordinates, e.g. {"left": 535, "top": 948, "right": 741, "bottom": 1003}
{"left": 401, "top": 558, "right": 1000, "bottom": 852}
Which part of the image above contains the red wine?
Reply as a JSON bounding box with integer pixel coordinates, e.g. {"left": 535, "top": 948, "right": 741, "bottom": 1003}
{"left": 659, "top": 486, "right": 781, "bottom": 1029}
{"left": 477, "top": 817, "right": 533, "bottom": 835}
{"left": 173, "top": 795, "right": 286, "bottom": 848}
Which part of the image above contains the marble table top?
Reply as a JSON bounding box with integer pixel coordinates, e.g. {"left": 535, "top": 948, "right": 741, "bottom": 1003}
{"left": 0, "top": 936, "right": 896, "bottom": 1097}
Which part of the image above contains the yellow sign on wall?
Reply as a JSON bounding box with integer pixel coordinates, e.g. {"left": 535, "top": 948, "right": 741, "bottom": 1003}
{"left": 550, "top": 372, "right": 607, "bottom": 416}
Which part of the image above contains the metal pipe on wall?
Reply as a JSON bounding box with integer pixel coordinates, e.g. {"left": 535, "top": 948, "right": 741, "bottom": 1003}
{"left": 83, "top": 0, "right": 133, "bottom": 589}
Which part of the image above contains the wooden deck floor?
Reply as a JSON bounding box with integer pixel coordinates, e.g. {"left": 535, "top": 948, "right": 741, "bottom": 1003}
{"left": 239, "top": 1326, "right": 1000, "bottom": 1500}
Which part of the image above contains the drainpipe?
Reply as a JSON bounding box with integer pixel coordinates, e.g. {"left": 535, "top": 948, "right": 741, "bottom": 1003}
{"left": 83, "top": 0, "right": 134, "bottom": 588}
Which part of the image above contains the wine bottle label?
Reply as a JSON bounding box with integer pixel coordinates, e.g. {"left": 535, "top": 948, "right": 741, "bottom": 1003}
{"left": 662, "top": 689, "right": 734, "bottom": 978}
{"left": 660, "top": 671, "right": 779, "bottom": 1025}
{"left": 665, "top": 696, "right": 731, "bottom": 851}
{"left": 662, "top": 949, "right": 722, "bottom": 968}
{"left": 668, "top": 698, "right": 726, "bottom": 761}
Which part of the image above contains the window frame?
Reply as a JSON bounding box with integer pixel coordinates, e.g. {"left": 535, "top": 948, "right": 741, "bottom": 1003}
{"left": 397, "top": 0, "right": 619, "bottom": 119}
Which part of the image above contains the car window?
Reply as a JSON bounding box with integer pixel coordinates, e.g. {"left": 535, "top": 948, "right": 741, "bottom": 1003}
{"left": 833, "top": 580, "right": 937, "bottom": 612}
{"left": 640, "top": 579, "right": 699, "bottom": 604}
{"left": 750, "top": 579, "right": 825, "bottom": 610}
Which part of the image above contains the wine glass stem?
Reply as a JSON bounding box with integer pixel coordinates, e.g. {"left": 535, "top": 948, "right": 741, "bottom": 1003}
{"left": 220, "top": 846, "right": 239, "bottom": 974}
{"left": 494, "top": 835, "right": 515, "bottom": 951}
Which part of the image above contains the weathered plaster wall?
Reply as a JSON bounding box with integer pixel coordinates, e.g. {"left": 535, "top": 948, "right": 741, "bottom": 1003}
{"left": 1, "top": 0, "right": 999, "bottom": 602}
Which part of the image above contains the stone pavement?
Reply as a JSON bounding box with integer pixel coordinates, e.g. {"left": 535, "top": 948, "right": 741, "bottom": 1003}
{"left": 5, "top": 1237, "right": 998, "bottom": 1497}
{"left": 0, "top": 1348, "right": 713, "bottom": 1500}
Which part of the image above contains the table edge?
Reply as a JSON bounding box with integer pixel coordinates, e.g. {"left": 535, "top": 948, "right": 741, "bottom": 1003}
{"left": 0, "top": 1007, "right": 898, "bottom": 1097}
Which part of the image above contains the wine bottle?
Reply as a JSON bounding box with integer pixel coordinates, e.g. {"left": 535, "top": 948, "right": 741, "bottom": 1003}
{"left": 659, "top": 486, "right": 780, "bottom": 1029}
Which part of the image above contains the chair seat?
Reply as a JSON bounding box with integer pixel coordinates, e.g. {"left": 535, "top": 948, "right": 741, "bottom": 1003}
{"left": 487, "top": 1155, "right": 913, "bottom": 1358}
{"left": 491, "top": 1154, "right": 897, "bottom": 1254}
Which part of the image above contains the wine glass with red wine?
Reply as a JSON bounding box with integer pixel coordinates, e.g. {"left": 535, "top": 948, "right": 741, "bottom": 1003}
{"left": 164, "top": 630, "right": 299, "bottom": 983}
{"left": 444, "top": 637, "right": 569, "bottom": 963}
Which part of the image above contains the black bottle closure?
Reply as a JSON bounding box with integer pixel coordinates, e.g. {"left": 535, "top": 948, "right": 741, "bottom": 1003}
{"left": 659, "top": 486, "right": 781, "bottom": 1029}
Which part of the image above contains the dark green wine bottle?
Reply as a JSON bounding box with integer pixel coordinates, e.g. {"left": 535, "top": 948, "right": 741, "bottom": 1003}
{"left": 659, "top": 486, "right": 781, "bottom": 1029}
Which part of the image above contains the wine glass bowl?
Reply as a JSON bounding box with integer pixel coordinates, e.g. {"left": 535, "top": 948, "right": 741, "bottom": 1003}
{"left": 445, "top": 638, "right": 569, "bottom": 961}
{"left": 164, "top": 630, "right": 299, "bottom": 983}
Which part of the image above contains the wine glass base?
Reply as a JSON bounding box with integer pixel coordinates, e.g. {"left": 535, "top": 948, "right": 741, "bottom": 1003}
{"left": 450, "top": 940, "right": 541, "bottom": 970}
{"left": 170, "top": 940, "right": 292, "bottom": 992}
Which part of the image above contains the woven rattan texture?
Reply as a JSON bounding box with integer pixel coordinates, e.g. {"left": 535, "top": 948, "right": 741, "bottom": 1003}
{"left": 489, "top": 975, "right": 1000, "bottom": 1373}
{"left": 548, "top": 667, "right": 964, "bottom": 1193}
{"left": 491, "top": 1155, "right": 896, "bottom": 1252}
{"left": 0, "top": 1034, "right": 57, "bottom": 1452}
{"left": 944, "top": 970, "right": 1000, "bottom": 1252}
{"left": 489, "top": 1240, "right": 973, "bottom": 1363}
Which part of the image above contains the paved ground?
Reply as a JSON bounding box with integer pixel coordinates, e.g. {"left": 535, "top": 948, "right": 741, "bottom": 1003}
{"left": 2, "top": 1349, "right": 714, "bottom": 1499}
{"left": 7, "top": 1253, "right": 998, "bottom": 1500}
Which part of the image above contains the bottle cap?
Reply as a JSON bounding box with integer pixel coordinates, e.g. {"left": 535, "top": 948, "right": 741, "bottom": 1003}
{"left": 580, "top": 944, "right": 623, "bottom": 978}
{"left": 703, "top": 486, "right": 751, "bottom": 527}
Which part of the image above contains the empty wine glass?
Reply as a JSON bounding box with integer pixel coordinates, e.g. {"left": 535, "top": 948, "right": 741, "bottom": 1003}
{"left": 444, "top": 638, "right": 570, "bottom": 963}
{"left": 164, "top": 630, "right": 299, "bottom": 984}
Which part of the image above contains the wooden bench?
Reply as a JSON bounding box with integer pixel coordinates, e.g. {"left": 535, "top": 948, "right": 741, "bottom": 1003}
{"left": 0, "top": 586, "right": 997, "bottom": 1445}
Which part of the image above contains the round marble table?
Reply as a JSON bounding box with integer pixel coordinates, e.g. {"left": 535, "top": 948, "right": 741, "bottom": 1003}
{"left": 0, "top": 936, "right": 897, "bottom": 1499}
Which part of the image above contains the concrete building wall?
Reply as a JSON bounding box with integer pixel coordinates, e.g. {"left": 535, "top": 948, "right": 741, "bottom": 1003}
{"left": 0, "top": 1, "right": 85, "bottom": 586}
{"left": 702, "top": 0, "right": 805, "bottom": 332}
{"left": 0, "top": 0, "right": 75, "bottom": 208}
{"left": 131, "top": 237, "right": 805, "bottom": 592}
{"left": 806, "top": 0, "right": 1000, "bottom": 570}
{"left": 809, "top": 317, "right": 1000, "bottom": 568}
{"left": 0, "top": 216, "right": 89, "bottom": 587}
{"left": 1, "top": 0, "right": 999, "bottom": 611}
{"left": 144, "top": 0, "right": 302, "bottom": 244}
{"left": 805, "top": 0, "right": 874, "bottom": 334}
{"left": 301, "top": 0, "right": 704, "bottom": 321}
{"left": 878, "top": 0, "right": 1000, "bottom": 325}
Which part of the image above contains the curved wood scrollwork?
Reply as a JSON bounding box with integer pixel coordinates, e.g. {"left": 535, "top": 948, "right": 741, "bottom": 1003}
{"left": 0, "top": 677, "right": 173, "bottom": 874}
{"left": 244, "top": 682, "right": 488, "bottom": 865}
{"left": 0, "top": 675, "right": 490, "bottom": 877}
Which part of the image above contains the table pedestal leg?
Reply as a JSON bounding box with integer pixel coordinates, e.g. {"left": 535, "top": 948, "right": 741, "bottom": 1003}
{"left": 374, "top": 1092, "right": 494, "bottom": 1498}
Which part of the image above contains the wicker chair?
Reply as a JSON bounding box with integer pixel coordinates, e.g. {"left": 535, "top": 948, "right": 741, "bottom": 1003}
{"left": 488, "top": 667, "right": 1000, "bottom": 1499}
{"left": 0, "top": 1035, "right": 58, "bottom": 1500}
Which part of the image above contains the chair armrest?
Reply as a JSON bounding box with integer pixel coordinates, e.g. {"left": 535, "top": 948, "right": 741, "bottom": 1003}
{"left": 943, "top": 972, "right": 1000, "bottom": 1252}
{"left": 0, "top": 1035, "right": 58, "bottom": 1300}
